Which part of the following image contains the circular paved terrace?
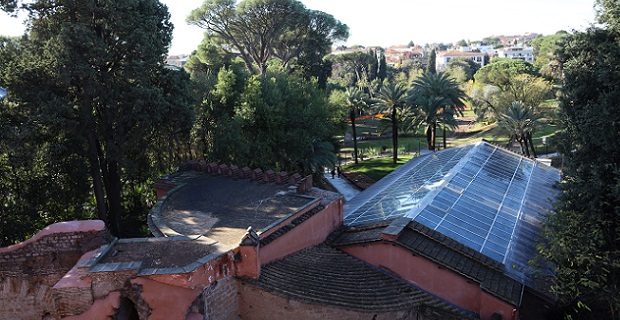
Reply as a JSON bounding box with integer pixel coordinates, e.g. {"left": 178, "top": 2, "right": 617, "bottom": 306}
{"left": 151, "top": 174, "right": 319, "bottom": 250}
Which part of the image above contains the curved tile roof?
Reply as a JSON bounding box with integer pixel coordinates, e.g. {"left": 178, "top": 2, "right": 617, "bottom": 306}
{"left": 243, "top": 244, "right": 477, "bottom": 318}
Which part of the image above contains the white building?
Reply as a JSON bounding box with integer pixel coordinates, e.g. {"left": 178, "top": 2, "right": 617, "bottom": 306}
{"left": 436, "top": 48, "right": 486, "bottom": 72}
{"left": 496, "top": 47, "right": 534, "bottom": 63}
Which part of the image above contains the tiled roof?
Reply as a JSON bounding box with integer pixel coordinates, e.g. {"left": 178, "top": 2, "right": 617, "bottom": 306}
{"left": 397, "top": 222, "right": 523, "bottom": 305}
{"left": 328, "top": 224, "right": 386, "bottom": 245}
{"left": 243, "top": 244, "right": 477, "bottom": 318}
{"left": 330, "top": 220, "right": 523, "bottom": 305}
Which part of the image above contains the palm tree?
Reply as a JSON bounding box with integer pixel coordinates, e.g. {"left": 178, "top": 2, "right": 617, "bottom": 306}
{"left": 412, "top": 73, "right": 468, "bottom": 150}
{"left": 415, "top": 96, "right": 459, "bottom": 151}
{"left": 374, "top": 83, "right": 409, "bottom": 164}
{"left": 345, "top": 87, "right": 368, "bottom": 164}
{"left": 496, "top": 101, "right": 543, "bottom": 157}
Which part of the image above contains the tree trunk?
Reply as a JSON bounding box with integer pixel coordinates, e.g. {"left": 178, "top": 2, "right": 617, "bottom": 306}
{"left": 350, "top": 108, "right": 358, "bottom": 164}
{"left": 426, "top": 125, "right": 433, "bottom": 151}
{"left": 527, "top": 133, "right": 537, "bottom": 158}
{"left": 87, "top": 133, "right": 108, "bottom": 224}
{"left": 442, "top": 126, "right": 447, "bottom": 150}
{"left": 80, "top": 88, "right": 108, "bottom": 224}
{"left": 520, "top": 137, "right": 530, "bottom": 157}
{"left": 392, "top": 106, "right": 398, "bottom": 164}
{"left": 106, "top": 157, "right": 123, "bottom": 237}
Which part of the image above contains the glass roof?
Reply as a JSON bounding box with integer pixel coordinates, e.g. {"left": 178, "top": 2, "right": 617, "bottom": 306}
{"left": 343, "top": 141, "right": 561, "bottom": 282}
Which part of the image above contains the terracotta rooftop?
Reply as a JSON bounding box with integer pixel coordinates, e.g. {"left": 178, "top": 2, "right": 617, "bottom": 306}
{"left": 242, "top": 244, "right": 477, "bottom": 318}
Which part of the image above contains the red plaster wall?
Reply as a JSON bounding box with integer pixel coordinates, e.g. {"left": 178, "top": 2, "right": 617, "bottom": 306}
{"left": 131, "top": 277, "right": 202, "bottom": 320}
{"left": 258, "top": 200, "right": 320, "bottom": 239}
{"left": 342, "top": 243, "right": 515, "bottom": 320}
{"left": 235, "top": 245, "right": 260, "bottom": 279}
{"left": 145, "top": 251, "right": 236, "bottom": 289}
{"left": 259, "top": 198, "right": 343, "bottom": 265}
{"left": 61, "top": 291, "right": 121, "bottom": 320}
{"left": 481, "top": 291, "right": 518, "bottom": 320}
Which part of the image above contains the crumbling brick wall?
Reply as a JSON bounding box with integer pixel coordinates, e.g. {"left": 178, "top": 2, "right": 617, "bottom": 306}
{"left": 205, "top": 276, "right": 240, "bottom": 320}
{"left": 0, "top": 221, "right": 110, "bottom": 320}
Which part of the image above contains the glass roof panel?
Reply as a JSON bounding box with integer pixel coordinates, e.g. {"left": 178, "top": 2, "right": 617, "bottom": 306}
{"left": 343, "top": 141, "right": 561, "bottom": 286}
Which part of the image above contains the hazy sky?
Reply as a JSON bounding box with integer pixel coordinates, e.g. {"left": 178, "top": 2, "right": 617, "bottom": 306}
{"left": 0, "top": 0, "right": 598, "bottom": 55}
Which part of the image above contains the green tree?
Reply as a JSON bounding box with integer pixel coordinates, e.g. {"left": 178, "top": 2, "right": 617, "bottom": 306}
{"left": 3, "top": 0, "right": 195, "bottom": 237}
{"left": 426, "top": 49, "right": 436, "bottom": 74}
{"left": 373, "top": 83, "right": 409, "bottom": 164}
{"left": 445, "top": 57, "right": 480, "bottom": 83}
{"left": 496, "top": 101, "right": 542, "bottom": 157}
{"left": 327, "top": 51, "right": 376, "bottom": 91}
{"left": 411, "top": 73, "right": 467, "bottom": 150}
{"left": 474, "top": 58, "right": 538, "bottom": 90}
{"left": 531, "top": 31, "right": 569, "bottom": 80}
{"left": 456, "top": 39, "right": 468, "bottom": 47}
{"left": 208, "top": 71, "right": 339, "bottom": 175}
{"left": 187, "top": 0, "right": 348, "bottom": 76}
{"left": 0, "top": 0, "right": 17, "bottom": 12}
{"left": 538, "top": 23, "right": 620, "bottom": 319}
{"left": 597, "top": 0, "right": 620, "bottom": 33}
{"left": 414, "top": 95, "right": 459, "bottom": 151}
{"left": 344, "top": 87, "right": 368, "bottom": 164}
{"left": 378, "top": 52, "right": 387, "bottom": 82}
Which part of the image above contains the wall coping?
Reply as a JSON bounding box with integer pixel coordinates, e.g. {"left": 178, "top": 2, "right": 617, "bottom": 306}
{"left": 0, "top": 220, "right": 106, "bottom": 253}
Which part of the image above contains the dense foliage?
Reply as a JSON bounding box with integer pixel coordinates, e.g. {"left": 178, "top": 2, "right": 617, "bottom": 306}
{"left": 0, "top": 0, "right": 195, "bottom": 241}
{"left": 187, "top": 0, "right": 348, "bottom": 78}
{"left": 538, "top": 1, "right": 620, "bottom": 318}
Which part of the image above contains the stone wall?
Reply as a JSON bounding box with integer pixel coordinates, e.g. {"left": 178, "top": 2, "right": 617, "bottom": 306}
{"left": 0, "top": 221, "right": 109, "bottom": 320}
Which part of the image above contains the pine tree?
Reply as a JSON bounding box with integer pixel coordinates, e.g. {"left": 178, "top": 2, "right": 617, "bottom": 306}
{"left": 426, "top": 50, "right": 437, "bottom": 74}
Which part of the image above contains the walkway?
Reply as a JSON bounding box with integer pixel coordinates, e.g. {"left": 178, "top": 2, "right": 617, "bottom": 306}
{"left": 323, "top": 173, "right": 361, "bottom": 202}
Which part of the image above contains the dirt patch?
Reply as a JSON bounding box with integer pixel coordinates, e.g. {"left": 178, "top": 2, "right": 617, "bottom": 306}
{"left": 342, "top": 171, "right": 376, "bottom": 190}
{"left": 99, "top": 240, "right": 217, "bottom": 269}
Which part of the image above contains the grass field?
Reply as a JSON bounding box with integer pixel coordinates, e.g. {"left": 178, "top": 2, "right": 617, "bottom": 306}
{"left": 342, "top": 155, "right": 415, "bottom": 181}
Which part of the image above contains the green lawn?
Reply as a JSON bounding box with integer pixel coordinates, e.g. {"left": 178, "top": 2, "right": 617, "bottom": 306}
{"left": 339, "top": 117, "right": 563, "bottom": 181}
{"left": 342, "top": 155, "right": 415, "bottom": 181}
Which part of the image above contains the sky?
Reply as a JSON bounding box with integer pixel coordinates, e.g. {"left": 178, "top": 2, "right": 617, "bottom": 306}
{"left": 0, "top": 0, "right": 598, "bottom": 55}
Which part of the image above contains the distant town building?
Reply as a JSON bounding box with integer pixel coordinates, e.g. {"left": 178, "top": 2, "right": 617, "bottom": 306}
{"left": 494, "top": 33, "right": 540, "bottom": 46}
{"left": 166, "top": 54, "right": 190, "bottom": 69}
{"left": 436, "top": 47, "right": 487, "bottom": 72}
{"left": 384, "top": 45, "right": 424, "bottom": 66}
{"left": 496, "top": 47, "right": 535, "bottom": 63}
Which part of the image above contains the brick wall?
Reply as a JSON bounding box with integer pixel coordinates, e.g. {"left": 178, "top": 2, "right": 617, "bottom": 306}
{"left": 0, "top": 221, "right": 109, "bottom": 320}
{"left": 205, "top": 276, "right": 240, "bottom": 320}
